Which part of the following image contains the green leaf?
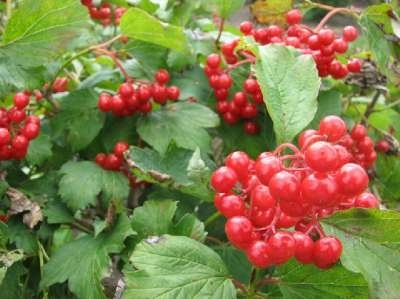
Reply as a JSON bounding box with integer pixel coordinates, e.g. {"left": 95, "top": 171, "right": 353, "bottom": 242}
{"left": 0, "top": 249, "right": 24, "bottom": 285}
{"left": 41, "top": 215, "right": 133, "bottom": 299}
{"left": 7, "top": 218, "right": 38, "bottom": 254}
{"left": 43, "top": 200, "right": 74, "bottom": 224}
{"left": 0, "top": 222, "right": 8, "bottom": 249}
{"left": 26, "top": 133, "right": 53, "bottom": 166}
{"left": 254, "top": 45, "right": 320, "bottom": 143}
{"left": 214, "top": 246, "right": 252, "bottom": 284}
{"left": 131, "top": 200, "right": 177, "bottom": 238}
{"left": 137, "top": 102, "right": 219, "bottom": 154}
{"left": 0, "top": 262, "right": 26, "bottom": 299}
{"left": 124, "top": 235, "right": 236, "bottom": 299}
{"left": 203, "top": 0, "right": 246, "bottom": 18}
{"left": 173, "top": 214, "right": 207, "bottom": 243}
{"left": 51, "top": 89, "right": 105, "bottom": 151}
{"left": 128, "top": 145, "right": 214, "bottom": 201}
{"left": 360, "top": 14, "right": 392, "bottom": 72}
{"left": 120, "top": 7, "right": 189, "bottom": 52}
{"left": 1, "top": 0, "right": 88, "bottom": 66}
{"left": 0, "top": 0, "right": 88, "bottom": 94}
{"left": 276, "top": 260, "right": 368, "bottom": 299}
{"left": 375, "top": 156, "right": 400, "bottom": 205}
{"left": 58, "top": 161, "right": 129, "bottom": 211}
{"left": 309, "top": 90, "right": 342, "bottom": 129}
{"left": 323, "top": 209, "right": 400, "bottom": 298}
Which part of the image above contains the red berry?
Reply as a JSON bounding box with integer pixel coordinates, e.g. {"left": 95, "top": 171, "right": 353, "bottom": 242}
{"left": 301, "top": 173, "right": 338, "bottom": 207}
{"left": 243, "top": 121, "right": 260, "bottom": 135}
{"left": 251, "top": 184, "right": 276, "bottom": 210}
{"left": 318, "top": 29, "right": 335, "bottom": 45}
{"left": 95, "top": 153, "right": 106, "bottom": 166}
{"left": 267, "top": 231, "right": 296, "bottom": 264}
{"left": 98, "top": 93, "right": 112, "bottom": 111}
{"left": 13, "top": 92, "right": 30, "bottom": 109}
{"left": 118, "top": 83, "right": 134, "bottom": 98}
{"left": 12, "top": 135, "right": 29, "bottom": 151}
{"left": 255, "top": 155, "right": 282, "bottom": 186}
{"left": 225, "top": 151, "right": 250, "bottom": 178}
{"left": 318, "top": 115, "right": 347, "bottom": 142}
{"left": 239, "top": 21, "right": 253, "bottom": 35}
{"left": 225, "top": 216, "right": 254, "bottom": 249}
{"left": 155, "top": 69, "right": 170, "bottom": 85}
{"left": 21, "top": 123, "right": 40, "bottom": 140}
{"left": 167, "top": 86, "right": 180, "bottom": 101}
{"left": 246, "top": 240, "right": 271, "bottom": 268}
{"left": 52, "top": 77, "right": 69, "bottom": 93}
{"left": 0, "top": 128, "right": 11, "bottom": 145}
{"left": 298, "top": 129, "right": 319, "bottom": 149}
{"left": 243, "top": 78, "right": 259, "bottom": 94}
{"left": 269, "top": 170, "right": 300, "bottom": 202}
{"left": 217, "top": 73, "right": 233, "bottom": 89}
{"left": 113, "top": 141, "right": 129, "bottom": 158}
{"left": 285, "top": 9, "right": 302, "bottom": 25}
{"left": 342, "top": 26, "right": 358, "bottom": 42}
{"left": 351, "top": 124, "right": 367, "bottom": 141}
{"left": 375, "top": 139, "right": 390, "bottom": 153}
{"left": 347, "top": 58, "right": 362, "bottom": 73}
{"left": 210, "top": 166, "right": 238, "bottom": 193}
{"left": 103, "top": 153, "right": 122, "bottom": 171}
{"left": 332, "top": 38, "right": 348, "bottom": 54}
{"left": 313, "top": 236, "right": 342, "bottom": 269}
{"left": 293, "top": 232, "right": 314, "bottom": 264}
{"left": 336, "top": 163, "right": 369, "bottom": 196}
{"left": 354, "top": 192, "right": 379, "bottom": 208}
{"left": 305, "top": 141, "right": 338, "bottom": 172}
{"left": 206, "top": 54, "right": 221, "bottom": 69}
{"left": 218, "top": 194, "right": 246, "bottom": 218}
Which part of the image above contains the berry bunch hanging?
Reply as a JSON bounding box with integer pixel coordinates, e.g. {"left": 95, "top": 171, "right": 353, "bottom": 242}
{"left": 237, "top": 9, "right": 362, "bottom": 78}
{"left": 0, "top": 92, "right": 41, "bottom": 160}
{"left": 81, "top": 0, "right": 126, "bottom": 26}
{"left": 211, "top": 115, "right": 379, "bottom": 269}
{"left": 97, "top": 69, "right": 180, "bottom": 117}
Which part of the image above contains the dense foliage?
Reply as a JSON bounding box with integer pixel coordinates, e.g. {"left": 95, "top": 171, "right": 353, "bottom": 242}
{"left": 0, "top": 0, "right": 399, "bottom": 298}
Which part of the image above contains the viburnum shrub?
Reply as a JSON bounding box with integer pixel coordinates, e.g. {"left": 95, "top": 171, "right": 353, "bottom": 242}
{"left": 211, "top": 115, "right": 378, "bottom": 269}
{"left": 0, "top": 1, "right": 399, "bottom": 299}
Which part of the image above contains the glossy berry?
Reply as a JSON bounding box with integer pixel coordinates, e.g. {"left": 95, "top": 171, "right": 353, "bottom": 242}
{"left": 354, "top": 192, "right": 379, "bottom": 208}
{"left": 251, "top": 184, "right": 276, "bottom": 210}
{"left": 113, "top": 141, "right": 129, "bottom": 158}
{"left": 304, "top": 141, "right": 338, "bottom": 172}
{"left": 285, "top": 9, "right": 302, "bottom": 25}
{"left": 255, "top": 155, "right": 282, "bottom": 186}
{"left": 342, "top": 26, "right": 358, "bottom": 42}
{"left": 225, "top": 151, "right": 250, "bottom": 178}
{"left": 246, "top": 240, "right": 271, "bottom": 268}
{"left": 206, "top": 54, "right": 221, "bottom": 69}
{"left": 0, "top": 128, "right": 11, "bottom": 145}
{"left": 318, "top": 115, "right": 347, "bottom": 142}
{"left": 269, "top": 170, "right": 300, "bottom": 202}
{"left": 336, "top": 163, "right": 369, "bottom": 196}
{"left": 267, "top": 231, "right": 296, "bottom": 264}
{"left": 239, "top": 21, "right": 253, "bottom": 35}
{"left": 218, "top": 194, "right": 246, "bottom": 218}
{"left": 155, "top": 69, "right": 170, "bottom": 85}
{"left": 313, "top": 236, "right": 342, "bottom": 269}
{"left": 210, "top": 166, "right": 238, "bottom": 193}
{"left": 347, "top": 58, "right": 362, "bottom": 73}
{"left": 13, "top": 92, "right": 30, "bottom": 109}
{"left": 225, "top": 216, "right": 254, "bottom": 248}
{"left": 293, "top": 232, "right": 314, "bottom": 264}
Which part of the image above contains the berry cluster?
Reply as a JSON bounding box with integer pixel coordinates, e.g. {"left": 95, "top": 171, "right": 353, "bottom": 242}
{"left": 237, "top": 9, "right": 361, "bottom": 78}
{"left": 81, "top": 0, "right": 126, "bottom": 26}
{"left": 204, "top": 54, "right": 263, "bottom": 134}
{"left": 211, "top": 115, "right": 378, "bottom": 269}
{"left": 95, "top": 141, "right": 139, "bottom": 187}
{"left": 97, "top": 69, "right": 180, "bottom": 117}
{"left": 0, "top": 92, "right": 41, "bottom": 160}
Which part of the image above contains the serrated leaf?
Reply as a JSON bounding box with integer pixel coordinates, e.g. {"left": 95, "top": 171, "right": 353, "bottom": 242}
{"left": 323, "top": 209, "right": 400, "bottom": 299}
{"left": 26, "top": 133, "right": 52, "bottom": 166}
{"left": 173, "top": 214, "right": 207, "bottom": 242}
{"left": 131, "top": 200, "right": 177, "bottom": 238}
{"left": 43, "top": 200, "right": 74, "bottom": 224}
{"left": 58, "top": 161, "right": 129, "bottom": 211}
{"left": 41, "top": 215, "right": 133, "bottom": 299}
{"left": 203, "top": 0, "right": 246, "bottom": 19}
{"left": 2, "top": 0, "right": 88, "bottom": 66}
{"left": 276, "top": 260, "right": 368, "bottom": 299}
{"left": 124, "top": 235, "right": 236, "bottom": 299}
{"left": 51, "top": 89, "right": 105, "bottom": 151}
{"left": 0, "top": 0, "right": 88, "bottom": 94}
{"left": 137, "top": 102, "right": 219, "bottom": 154}
{"left": 254, "top": 45, "right": 320, "bottom": 143}
{"left": 120, "top": 8, "right": 189, "bottom": 52}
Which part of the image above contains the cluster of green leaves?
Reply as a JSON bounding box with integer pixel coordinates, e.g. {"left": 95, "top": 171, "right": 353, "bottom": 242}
{"left": 0, "top": 0, "right": 399, "bottom": 299}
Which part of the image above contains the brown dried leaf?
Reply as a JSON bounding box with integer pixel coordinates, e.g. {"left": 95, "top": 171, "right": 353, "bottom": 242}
{"left": 6, "top": 188, "right": 43, "bottom": 229}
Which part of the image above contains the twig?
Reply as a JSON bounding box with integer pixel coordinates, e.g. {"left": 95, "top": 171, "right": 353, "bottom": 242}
{"left": 362, "top": 90, "right": 382, "bottom": 124}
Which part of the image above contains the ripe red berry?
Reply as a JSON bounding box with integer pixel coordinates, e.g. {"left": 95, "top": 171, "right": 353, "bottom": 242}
{"left": 0, "top": 128, "right": 11, "bottom": 145}
{"left": 103, "top": 153, "right": 122, "bottom": 171}
{"left": 267, "top": 231, "right": 296, "bottom": 264}
{"left": 113, "top": 141, "right": 129, "bottom": 158}
{"left": 21, "top": 123, "right": 40, "bottom": 140}
{"left": 95, "top": 153, "right": 106, "bottom": 166}
{"left": 351, "top": 124, "right": 367, "bottom": 141}
{"left": 167, "top": 86, "right": 180, "bottom": 100}
{"left": 251, "top": 184, "right": 276, "bottom": 210}
{"left": 243, "top": 121, "right": 260, "bottom": 135}
{"left": 118, "top": 83, "right": 134, "bottom": 98}
{"left": 342, "top": 26, "right": 358, "bottom": 42}
{"left": 225, "top": 151, "right": 250, "bottom": 178}
{"left": 269, "top": 170, "right": 300, "bottom": 202}
{"left": 293, "top": 232, "right": 314, "bottom": 264}
{"left": 304, "top": 141, "right": 338, "bottom": 172}
{"left": 98, "top": 93, "right": 112, "bottom": 111}
{"left": 52, "top": 77, "right": 69, "bottom": 93}
{"left": 243, "top": 78, "right": 259, "bottom": 94}
{"left": 347, "top": 58, "right": 362, "bottom": 73}
{"left": 218, "top": 194, "right": 246, "bottom": 218}
{"left": 246, "top": 240, "right": 271, "bottom": 268}
{"left": 206, "top": 54, "right": 221, "bottom": 69}
{"left": 239, "top": 21, "right": 253, "bottom": 35}
{"left": 13, "top": 92, "right": 30, "bottom": 109}
{"left": 155, "top": 69, "right": 170, "bottom": 85}
{"left": 313, "top": 236, "right": 342, "bottom": 269}
{"left": 318, "top": 29, "right": 335, "bottom": 45}
{"left": 225, "top": 216, "right": 254, "bottom": 249}
{"left": 285, "top": 9, "right": 302, "bottom": 25}
{"left": 301, "top": 173, "right": 338, "bottom": 207}
{"left": 336, "top": 163, "right": 369, "bottom": 196}
{"left": 375, "top": 139, "right": 390, "bottom": 153}
{"left": 255, "top": 155, "right": 282, "bottom": 186}
{"left": 12, "top": 135, "right": 29, "bottom": 151}
{"left": 354, "top": 192, "right": 379, "bottom": 208}
{"left": 318, "top": 115, "right": 347, "bottom": 142}
{"left": 210, "top": 166, "right": 238, "bottom": 193}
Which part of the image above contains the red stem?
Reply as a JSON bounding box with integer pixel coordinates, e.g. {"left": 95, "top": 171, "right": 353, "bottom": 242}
{"left": 273, "top": 143, "right": 301, "bottom": 156}
{"left": 224, "top": 57, "right": 256, "bottom": 73}
{"left": 315, "top": 7, "right": 355, "bottom": 32}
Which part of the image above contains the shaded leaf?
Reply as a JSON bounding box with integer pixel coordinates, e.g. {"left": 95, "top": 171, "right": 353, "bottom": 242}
{"left": 254, "top": 45, "right": 320, "bottom": 143}
{"left": 26, "top": 133, "right": 53, "bottom": 166}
